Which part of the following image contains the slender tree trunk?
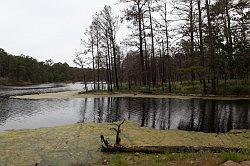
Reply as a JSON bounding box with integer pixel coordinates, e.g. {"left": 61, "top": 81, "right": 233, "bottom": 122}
{"left": 161, "top": 40, "right": 165, "bottom": 91}
{"left": 110, "top": 30, "right": 119, "bottom": 90}
{"left": 225, "top": 0, "right": 233, "bottom": 53}
{"left": 190, "top": 0, "right": 195, "bottom": 82}
{"left": 198, "top": 0, "right": 207, "bottom": 95}
{"left": 164, "top": 3, "right": 172, "bottom": 93}
{"left": 91, "top": 34, "right": 96, "bottom": 90}
{"left": 148, "top": 4, "right": 156, "bottom": 87}
{"left": 225, "top": 0, "right": 234, "bottom": 80}
{"left": 137, "top": 2, "right": 145, "bottom": 85}
{"left": 206, "top": 0, "right": 216, "bottom": 94}
{"left": 108, "top": 40, "right": 113, "bottom": 92}
{"left": 96, "top": 29, "right": 100, "bottom": 91}
{"left": 142, "top": 16, "right": 149, "bottom": 87}
{"left": 159, "top": 45, "right": 164, "bottom": 91}
{"left": 105, "top": 31, "right": 111, "bottom": 91}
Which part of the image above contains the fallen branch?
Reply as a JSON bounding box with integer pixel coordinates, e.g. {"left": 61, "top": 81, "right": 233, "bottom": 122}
{"left": 101, "top": 145, "right": 248, "bottom": 154}
{"left": 101, "top": 120, "right": 125, "bottom": 148}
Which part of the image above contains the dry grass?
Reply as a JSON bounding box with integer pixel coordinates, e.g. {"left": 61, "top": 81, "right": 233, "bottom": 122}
{"left": 12, "top": 90, "right": 250, "bottom": 100}
{"left": 0, "top": 122, "right": 249, "bottom": 166}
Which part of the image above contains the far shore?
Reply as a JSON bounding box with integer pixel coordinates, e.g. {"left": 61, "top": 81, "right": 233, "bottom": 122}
{"left": 11, "top": 90, "right": 250, "bottom": 100}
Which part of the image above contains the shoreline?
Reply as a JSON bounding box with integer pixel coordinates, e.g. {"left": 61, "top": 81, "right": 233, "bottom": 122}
{"left": 11, "top": 90, "right": 250, "bottom": 100}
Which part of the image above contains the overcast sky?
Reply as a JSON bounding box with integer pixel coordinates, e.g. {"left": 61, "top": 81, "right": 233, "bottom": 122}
{"left": 0, "top": 0, "right": 118, "bottom": 66}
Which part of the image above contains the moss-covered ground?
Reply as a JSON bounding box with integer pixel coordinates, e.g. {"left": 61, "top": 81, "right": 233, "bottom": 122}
{"left": 0, "top": 121, "right": 249, "bottom": 166}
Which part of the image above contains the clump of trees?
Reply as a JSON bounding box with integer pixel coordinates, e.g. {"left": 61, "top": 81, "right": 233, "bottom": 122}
{"left": 0, "top": 48, "right": 93, "bottom": 85}
{"left": 78, "top": 0, "right": 249, "bottom": 95}
{"left": 78, "top": 5, "right": 122, "bottom": 92}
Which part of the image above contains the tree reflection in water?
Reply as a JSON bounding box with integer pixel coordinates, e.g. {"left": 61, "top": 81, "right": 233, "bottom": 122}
{"left": 0, "top": 97, "right": 249, "bottom": 133}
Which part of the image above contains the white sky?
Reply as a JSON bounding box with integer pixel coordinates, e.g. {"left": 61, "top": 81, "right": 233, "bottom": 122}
{"left": 0, "top": 0, "right": 118, "bottom": 66}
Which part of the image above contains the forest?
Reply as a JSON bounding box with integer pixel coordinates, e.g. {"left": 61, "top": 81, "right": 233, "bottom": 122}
{"left": 0, "top": 48, "right": 94, "bottom": 85}
{"left": 1, "top": 0, "right": 249, "bottom": 96}
{"left": 76, "top": 0, "right": 249, "bottom": 95}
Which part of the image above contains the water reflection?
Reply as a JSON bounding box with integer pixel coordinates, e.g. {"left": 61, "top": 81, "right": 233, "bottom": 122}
{"left": 0, "top": 83, "right": 107, "bottom": 98}
{"left": 0, "top": 97, "right": 249, "bottom": 133}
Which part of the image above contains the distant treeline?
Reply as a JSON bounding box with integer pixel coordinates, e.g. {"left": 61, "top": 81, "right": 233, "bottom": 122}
{"left": 0, "top": 48, "right": 94, "bottom": 85}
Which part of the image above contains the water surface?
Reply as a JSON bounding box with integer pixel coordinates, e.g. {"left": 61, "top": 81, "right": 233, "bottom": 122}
{"left": 0, "top": 83, "right": 249, "bottom": 133}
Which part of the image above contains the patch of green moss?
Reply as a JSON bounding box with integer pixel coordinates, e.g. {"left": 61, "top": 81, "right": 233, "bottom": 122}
{"left": 0, "top": 122, "right": 249, "bottom": 165}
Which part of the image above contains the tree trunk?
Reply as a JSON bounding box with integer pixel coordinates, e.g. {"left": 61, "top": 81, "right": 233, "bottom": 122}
{"left": 137, "top": 2, "right": 145, "bottom": 85}
{"left": 105, "top": 31, "right": 111, "bottom": 91}
{"left": 110, "top": 31, "right": 119, "bottom": 90}
{"left": 190, "top": 0, "right": 195, "bottom": 82}
{"left": 198, "top": 0, "right": 207, "bottom": 95}
{"left": 206, "top": 0, "right": 216, "bottom": 95}
{"left": 91, "top": 33, "right": 96, "bottom": 90}
{"left": 142, "top": 16, "right": 150, "bottom": 87}
{"left": 148, "top": 4, "right": 156, "bottom": 88}
{"left": 164, "top": 3, "right": 172, "bottom": 93}
{"left": 96, "top": 29, "right": 100, "bottom": 91}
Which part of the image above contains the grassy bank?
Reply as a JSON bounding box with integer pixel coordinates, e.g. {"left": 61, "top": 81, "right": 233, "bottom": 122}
{"left": 0, "top": 122, "right": 249, "bottom": 166}
{"left": 85, "top": 79, "right": 250, "bottom": 97}
{"left": 173, "top": 79, "right": 250, "bottom": 96}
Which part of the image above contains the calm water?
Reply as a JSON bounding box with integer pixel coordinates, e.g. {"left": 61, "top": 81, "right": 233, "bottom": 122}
{"left": 0, "top": 84, "right": 249, "bottom": 133}
{"left": 0, "top": 83, "right": 106, "bottom": 98}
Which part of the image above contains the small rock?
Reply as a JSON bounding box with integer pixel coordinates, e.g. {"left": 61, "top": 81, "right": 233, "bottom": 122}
{"left": 102, "top": 159, "right": 109, "bottom": 165}
{"left": 36, "top": 160, "right": 54, "bottom": 166}
{"left": 134, "top": 152, "right": 140, "bottom": 156}
{"left": 220, "top": 160, "right": 241, "bottom": 166}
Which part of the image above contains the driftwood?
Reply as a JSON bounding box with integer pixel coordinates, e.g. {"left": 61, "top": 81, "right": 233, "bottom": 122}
{"left": 101, "top": 145, "right": 247, "bottom": 154}
{"left": 101, "top": 119, "right": 125, "bottom": 148}
{"left": 100, "top": 120, "right": 248, "bottom": 154}
{"left": 109, "top": 119, "right": 125, "bottom": 146}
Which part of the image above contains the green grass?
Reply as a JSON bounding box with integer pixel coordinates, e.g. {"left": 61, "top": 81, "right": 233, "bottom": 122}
{"left": 173, "top": 79, "right": 250, "bottom": 96}
{"left": 217, "top": 80, "right": 250, "bottom": 96}
{"left": 110, "top": 155, "right": 128, "bottom": 166}
{"left": 83, "top": 79, "right": 250, "bottom": 96}
{"left": 221, "top": 152, "right": 242, "bottom": 162}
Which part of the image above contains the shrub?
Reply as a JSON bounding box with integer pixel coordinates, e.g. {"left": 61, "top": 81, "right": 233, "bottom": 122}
{"left": 222, "top": 152, "right": 241, "bottom": 162}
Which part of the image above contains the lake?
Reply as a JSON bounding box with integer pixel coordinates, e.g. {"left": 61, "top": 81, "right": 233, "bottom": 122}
{"left": 0, "top": 83, "right": 249, "bottom": 133}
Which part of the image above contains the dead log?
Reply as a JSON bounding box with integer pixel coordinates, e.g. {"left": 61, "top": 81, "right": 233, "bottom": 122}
{"left": 100, "top": 120, "right": 248, "bottom": 154}
{"left": 101, "top": 145, "right": 248, "bottom": 154}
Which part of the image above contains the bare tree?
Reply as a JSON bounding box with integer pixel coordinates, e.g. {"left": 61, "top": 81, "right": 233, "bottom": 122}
{"left": 100, "top": 6, "right": 121, "bottom": 90}
{"left": 120, "top": 0, "right": 148, "bottom": 85}
{"left": 73, "top": 52, "right": 88, "bottom": 90}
